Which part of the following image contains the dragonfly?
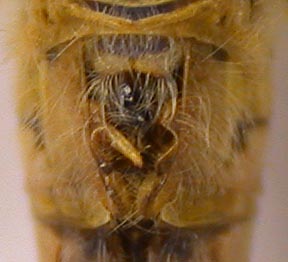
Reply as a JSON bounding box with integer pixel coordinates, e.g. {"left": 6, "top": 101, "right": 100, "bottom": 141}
{"left": 14, "top": 0, "right": 286, "bottom": 261}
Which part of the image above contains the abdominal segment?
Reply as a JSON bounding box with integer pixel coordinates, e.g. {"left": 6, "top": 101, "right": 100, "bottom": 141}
{"left": 17, "top": 1, "right": 273, "bottom": 260}
{"left": 82, "top": 0, "right": 194, "bottom": 21}
{"left": 31, "top": 27, "right": 266, "bottom": 228}
{"left": 55, "top": 221, "right": 252, "bottom": 262}
{"left": 22, "top": 26, "right": 267, "bottom": 262}
{"left": 82, "top": 34, "right": 184, "bottom": 218}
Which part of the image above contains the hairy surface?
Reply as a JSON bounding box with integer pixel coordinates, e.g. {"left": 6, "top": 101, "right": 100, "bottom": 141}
{"left": 14, "top": 0, "right": 285, "bottom": 261}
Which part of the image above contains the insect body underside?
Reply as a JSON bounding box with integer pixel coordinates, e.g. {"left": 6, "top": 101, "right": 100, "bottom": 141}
{"left": 15, "top": 0, "right": 278, "bottom": 261}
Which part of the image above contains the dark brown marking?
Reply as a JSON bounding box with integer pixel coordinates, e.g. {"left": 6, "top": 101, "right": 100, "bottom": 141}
{"left": 46, "top": 39, "right": 76, "bottom": 62}
{"left": 232, "top": 118, "right": 268, "bottom": 151}
{"left": 56, "top": 223, "right": 234, "bottom": 262}
{"left": 211, "top": 46, "right": 229, "bottom": 61}
{"left": 21, "top": 114, "right": 44, "bottom": 148}
{"left": 250, "top": 0, "right": 257, "bottom": 7}
{"left": 119, "top": 225, "right": 152, "bottom": 262}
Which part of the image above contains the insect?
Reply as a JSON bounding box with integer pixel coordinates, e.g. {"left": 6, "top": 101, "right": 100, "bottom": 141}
{"left": 14, "top": 0, "right": 285, "bottom": 261}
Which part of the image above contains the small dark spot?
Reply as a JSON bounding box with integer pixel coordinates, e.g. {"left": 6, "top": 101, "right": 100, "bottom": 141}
{"left": 118, "top": 222, "right": 154, "bottom": 262}
{"left": 217, "top": 15, "right": 227, "bottom": 26}
{"left": 98, "top": 160, "right": 114, "bottom": 174}
{"left": 192, "top": 41, "right": 230, "bottom": 62}
{"left": 21, "top": 114, "right": 44, "bottom": 148}
{"left": 232, "top": 118, "right": 268, "bottom": 151}
{"left": 233, "top": 121, "right": 249, "bottom": 151}
{"left": 250, "top": 0, "right": 257, "bottom": 7}
{"left": 41, "top": 9, "right": 50, "bottom": 21}
{"left": 46, "top": 45, "right": 64, "bottom": 62}
{"left": 212, "top": 46, "right": 229, "bottom": 61}
{"left": 46, "top": 39, "right": 77, "bottom": 62}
